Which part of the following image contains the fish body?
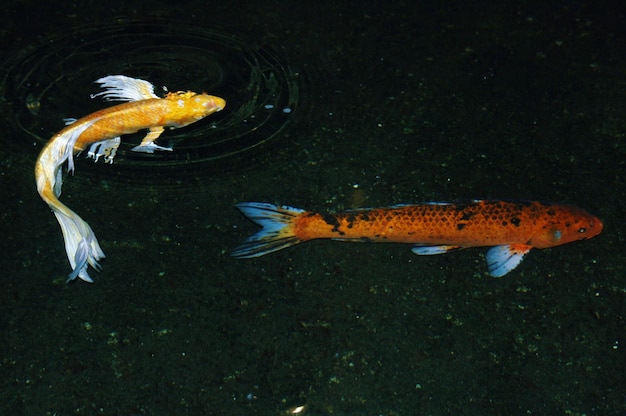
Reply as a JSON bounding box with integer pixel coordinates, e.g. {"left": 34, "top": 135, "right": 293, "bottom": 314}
{"left": 35, "top": 75, "right": 225, "bottom": 282}
{"left": 71, "top": 91, "right": 224, "bottom": 151}
{"left": 232, "top": 200, "right": 602, "bottom": 277}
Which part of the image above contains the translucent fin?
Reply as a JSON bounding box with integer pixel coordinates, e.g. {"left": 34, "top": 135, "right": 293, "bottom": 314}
{"left": 53, "top": 168, "right": 63, "bottom": 197}
{"left": 87, "top": 137, "right": 121, "bottom": 163}
{"left": 485, "top": 244, "right": 532, "bottom": 277}
{"left": 35, "top": 119, "right": 103, "bottom": 282}
{"left": 64, "top": 120, "right": 97, "bottom": 174}
{"left": 91, "top": 75, "right": 160, "bottom": 102}
{"left": 131, "top": 142, "right": 173, "bottom": 153}
{"left": 34, "top": 120, "right": 96, "bottom": 195}
{"left": 52, "top": 205, "right": 105, "bottom": 283}
{"left": 131, "top": 127, "right": 169, "bottom": 153}
{"left": 232, "top": 202, "right": 305, "bottom": 258}
{"left": 411, "top": 245, "right": 463, "bottom": 255}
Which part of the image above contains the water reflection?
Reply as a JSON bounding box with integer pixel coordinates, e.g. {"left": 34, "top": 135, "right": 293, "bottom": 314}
{"left": 0, "top": 19, "right": 300, "bottom": 174}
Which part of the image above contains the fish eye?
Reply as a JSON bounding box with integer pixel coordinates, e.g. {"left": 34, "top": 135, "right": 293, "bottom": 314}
{"left": 578, "top": 227, "right": 587, "bottom": 233}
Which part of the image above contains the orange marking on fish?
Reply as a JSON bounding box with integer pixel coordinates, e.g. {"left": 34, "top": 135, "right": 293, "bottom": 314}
{"left": 232, "top": 201, "right": 602, "bottom": 277}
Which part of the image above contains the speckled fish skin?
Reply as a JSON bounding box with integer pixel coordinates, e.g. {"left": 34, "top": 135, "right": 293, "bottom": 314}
{"left": 232, "top": 200, "right": 603, "bottom": 276}
{"left": 293, "top": 200, "right": 602, "bottom": 248}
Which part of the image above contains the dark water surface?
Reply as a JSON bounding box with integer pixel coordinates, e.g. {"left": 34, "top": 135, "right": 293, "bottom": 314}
{"left": 1, "top": 1, "right": 624, "bottom": 415}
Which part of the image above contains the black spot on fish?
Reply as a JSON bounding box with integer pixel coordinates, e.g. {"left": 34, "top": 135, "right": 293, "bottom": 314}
{"left": 345, "top": 214, "right": 357, "bottom": 229}
{"left": 321, "top": 213, "right": 342, "bottom": 234}
{"left": 457, "top": 223, "right": 466, "bottom": 230}
{"left": 511, "top": 217, "right": 521, "bottom": 227}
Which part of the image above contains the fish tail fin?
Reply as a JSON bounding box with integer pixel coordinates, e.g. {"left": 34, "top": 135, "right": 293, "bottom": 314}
{"left": 232, "top": 202, "right": 306, "bottom": 258}
{"left": 52, "top": 206, "right": 105, "bottom": 283}
{"left": 35, "top": 121, "right": 104, "bottom": 283}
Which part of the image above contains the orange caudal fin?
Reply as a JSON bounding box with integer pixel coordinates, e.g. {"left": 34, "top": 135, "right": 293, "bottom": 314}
{"left": 232, "top": 202, "right": 305, "bottom": 258}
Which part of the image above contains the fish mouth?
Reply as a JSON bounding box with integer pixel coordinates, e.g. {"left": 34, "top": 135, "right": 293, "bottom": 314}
{"left": 211, "top": 97, "right": 226, "bottom": 111}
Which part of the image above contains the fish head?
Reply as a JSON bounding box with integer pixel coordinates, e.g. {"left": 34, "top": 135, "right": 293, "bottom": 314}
{"left": 164, "top": 91, "right": 226, "bottom": 127}
{"left": 529, "top": 205, "right": 603, "bottom": 249}
{"left": 191, "top": 93, "right": 226, "bottom": 118}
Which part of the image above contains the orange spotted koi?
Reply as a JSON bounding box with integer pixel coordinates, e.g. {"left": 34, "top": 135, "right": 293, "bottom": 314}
{"left": 232, "top": 200, "right": 602, "bottom": 276}
{"left": 35, "top": 75, "right": 225, "bottom": 282}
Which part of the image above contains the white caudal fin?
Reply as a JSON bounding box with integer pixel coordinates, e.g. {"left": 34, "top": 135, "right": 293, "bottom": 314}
{"left": 35, "top": 119, "right": 103, "bottom": 282}
{"left": 52, "top": 206, "right": 105, "bottom": 283}
{"left": 231, "top": 202, "right": 305, "bottom": 258}
{"left": 91, "top": 75, "right": 160, "bottom": 102}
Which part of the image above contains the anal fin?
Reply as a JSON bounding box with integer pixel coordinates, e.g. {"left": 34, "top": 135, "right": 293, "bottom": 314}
{"left": 87, "top": 137, "right": 121, "bottom": 163}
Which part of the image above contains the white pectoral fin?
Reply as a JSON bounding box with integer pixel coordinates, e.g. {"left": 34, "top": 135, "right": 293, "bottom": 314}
{"left": 87, "top": 137, "right": 121, "bottom": 163}
{"left": 131, "top": 127, "right": 172, "bottom": 153}
{"left": 411, "top": 245, "right": 462, "bottom": 255}
{"left": 485, "top": 244, "right": 532, "bottom": 277}
{"left": 91, "top": 75, "right": 160, "bottom": 102}
{"left": 131, "top": 142, "right": 173, "bottom": 153}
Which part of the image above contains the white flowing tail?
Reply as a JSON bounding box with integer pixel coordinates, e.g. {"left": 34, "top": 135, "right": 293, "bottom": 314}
{"left": 50, "top": 204, "right": 105, "bottom": 282}
{"left": 35, "top": 120, "right": 105, "bottom": 282}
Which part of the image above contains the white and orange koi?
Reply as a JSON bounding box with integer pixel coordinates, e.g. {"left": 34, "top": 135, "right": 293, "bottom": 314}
{"left": 35, "top": 75, "right": 225, "bottom": 282}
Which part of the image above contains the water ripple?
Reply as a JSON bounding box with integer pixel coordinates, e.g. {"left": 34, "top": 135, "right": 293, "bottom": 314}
{"left": 0, "top": 19, "right": 300, "bottom": 175}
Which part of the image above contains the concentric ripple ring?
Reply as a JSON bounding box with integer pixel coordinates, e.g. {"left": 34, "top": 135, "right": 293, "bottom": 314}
{"left": 0, "top": 19, "right": 300, "bottom": 171}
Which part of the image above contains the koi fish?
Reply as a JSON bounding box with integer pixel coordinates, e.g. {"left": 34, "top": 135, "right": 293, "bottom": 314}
{"left": 35, "top": 75, "right": 226, "bottom": 282}
{"left": 232, "top": 200, "right": 602, "bottom": 277}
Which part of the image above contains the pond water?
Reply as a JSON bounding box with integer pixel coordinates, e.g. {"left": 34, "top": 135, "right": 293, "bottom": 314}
{"left": 0, "top": 1, "right": 624, "bottom": 415}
